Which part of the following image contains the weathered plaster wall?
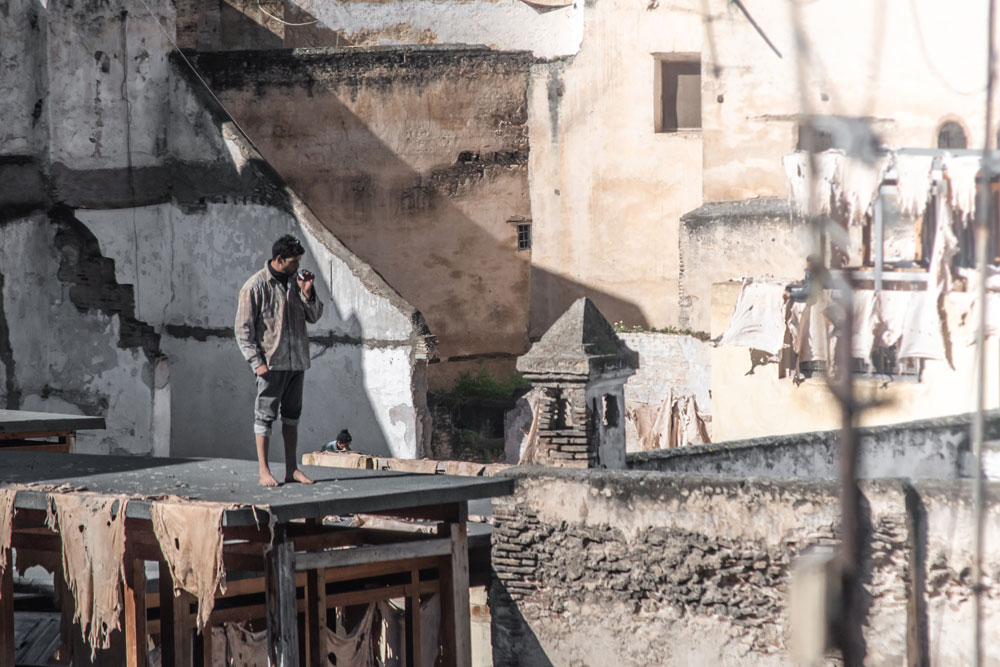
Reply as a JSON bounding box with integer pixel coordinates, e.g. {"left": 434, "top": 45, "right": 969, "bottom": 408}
{"left": 491, "top": 469, "right": 1000, "bottom": 666}
{"left": 192, "top": 48, "right": 532, "bottom": 389}
{"left": 700, "top": 0, "right": 996, "bottom": 202}
{"left": 178, "top": 0, "right": 583, "bottom": 59}
{"left": 0, "top": 0, "right": 432, "bottom": 459}
{"left": 710, "top": 281, "right": 1000, "bottom": 442}
{"left": 628, "top": 413, "right": 999, "bottom": 481}
{"left": 679, "top": 199, "right": 810, "bottom": 331}
{"left": 0, "top": 212, "right": 164, "bottom": 455}
{"left": 527, "top": 0, "right": 704, "bottom": 335}
{"left": 618, "top": 331, "right": 712, "bottom": 451}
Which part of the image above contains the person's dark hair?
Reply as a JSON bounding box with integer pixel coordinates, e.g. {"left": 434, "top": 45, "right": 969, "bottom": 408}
{"left": 336, "top": 429, "right": 352, "bottom": 444}
{"left": 272, "top": 235, "right": 305, "bottom": 261}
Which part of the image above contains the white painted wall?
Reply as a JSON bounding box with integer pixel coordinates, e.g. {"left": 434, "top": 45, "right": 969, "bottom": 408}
{"left": 294, "top": 0, "right": 584, "bottom": 59}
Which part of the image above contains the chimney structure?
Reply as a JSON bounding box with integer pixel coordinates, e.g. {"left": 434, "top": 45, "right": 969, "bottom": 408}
{"left": 517, "top": 298, "right": 638, "bottom": 469}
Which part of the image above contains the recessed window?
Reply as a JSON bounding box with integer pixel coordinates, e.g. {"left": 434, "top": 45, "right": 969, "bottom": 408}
{"left": 937, "top": 121, "right": 967, "bottom": 149}
{"left": 655, "top": 55, "right": 701, "bottom": 132}
{"left": 602, "top": 394, "right": 619, "bottom": 427}
{"left": 517, "top": 223, "right": 532, "bottom": 250}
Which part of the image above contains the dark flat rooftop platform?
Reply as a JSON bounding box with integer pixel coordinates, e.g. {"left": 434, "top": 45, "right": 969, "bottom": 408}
{"left": 0, "top": 409, "right": 105, "bottom": 433}
{"left": 1, "top": 451, "right": 512, "bottom": 525}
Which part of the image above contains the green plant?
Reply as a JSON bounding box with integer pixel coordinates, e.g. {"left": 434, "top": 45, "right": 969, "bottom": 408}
{"left": 450, "top": 366, "right": 530, "bottom": 400}
{"left": 612, "top": 321, "right": 711, "bottom": 341}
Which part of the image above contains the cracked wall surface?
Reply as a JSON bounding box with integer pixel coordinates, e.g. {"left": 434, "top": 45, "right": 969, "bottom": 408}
{"left": 0, "top": 0, "right": 431, "bottom": 459}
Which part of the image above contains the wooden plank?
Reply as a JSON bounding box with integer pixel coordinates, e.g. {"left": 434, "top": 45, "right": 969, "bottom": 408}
{"left": 159, "top": 561, "right": 193, "bottom": 667}
{"left": 197, "top": 626, "right": 214, "bottom": 667}
{"left": 0, "top": 442, "right": 72, "bottom": 452}
{"left": 407, "top": 569, "right": 423, "bottom": 667}
{"left": 0, "top": 409, "right": 105, "bottom": 433}
{"left": 305, "top": 567, "right": 326, "bottom": 667}
{"left": 267, "top": 527, "right": 298, "bottom": 667}
{"left": 439, "top": 520, "right": 471, "bottom": 667}
{"left": 1, "top": 547, "right": 14, "bottom": 667}
{"left": 0, "top": 429, "right": 71, "bottom": 440}
{"left": 323, "top": 556, "right": 441, "bottom": 584}
{"left": 124, "top": 554, "right": 147, "bottom": 667}
{"left": 53, "top": 562, "right": 73, "bottom": 665}
{"left": 296, "top": 538, "right": 451, "bottom": 572}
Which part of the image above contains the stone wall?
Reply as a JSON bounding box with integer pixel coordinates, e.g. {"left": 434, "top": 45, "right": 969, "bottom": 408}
{"left": 490, "top": 468, "right": 1000, "bottom": 666}
{"left": 0, "top": 0, "right": 432, "bottom": 459}
{"left": 627, "top": 413, "right": 1000, "bottom": 481}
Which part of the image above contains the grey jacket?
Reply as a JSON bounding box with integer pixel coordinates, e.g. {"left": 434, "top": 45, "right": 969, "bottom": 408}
{"left": 235, "top": 265, "right": 324, "bottom": 371}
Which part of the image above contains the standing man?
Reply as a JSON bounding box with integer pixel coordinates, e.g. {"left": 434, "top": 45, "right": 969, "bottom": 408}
{"left": 235, "top": 235, "right": 324, "bottom": 486}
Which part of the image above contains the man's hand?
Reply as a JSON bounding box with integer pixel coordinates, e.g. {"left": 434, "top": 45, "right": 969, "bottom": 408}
{"left": 297, "top": 269, "right": 315, "bottom": 300}
{"left": 254, "top": 364, "right": 269, "bottom": 377}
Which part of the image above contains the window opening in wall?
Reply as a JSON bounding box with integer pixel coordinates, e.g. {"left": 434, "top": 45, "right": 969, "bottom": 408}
{"left": 517, "top": 222, "right": 532, "bottom": 250}
{"left": 602, "top": 394, "right": 619, "bottom": 428}
{"left": 937, "top": 120, "right": 968, "bottom": 149}
{"left": 654, "top": 55, "right": 701, "bottom": 133}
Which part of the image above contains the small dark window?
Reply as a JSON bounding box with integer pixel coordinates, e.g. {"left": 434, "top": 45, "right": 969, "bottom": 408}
{"left": 656, "top": 57, "right": 701, "bottom": 132}
{"left": 937, "top": 121, "right": 967, "bottom": 149}
{"left": 517, "top": 222, "right": 531, "bottom": 250}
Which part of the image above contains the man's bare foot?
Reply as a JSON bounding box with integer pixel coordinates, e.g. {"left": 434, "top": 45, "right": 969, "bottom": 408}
{"left": 286, "top": 469, "right": 314, "bottom": 484}
{"left": 259, "top": 471, "right": 279, "bottom": 487}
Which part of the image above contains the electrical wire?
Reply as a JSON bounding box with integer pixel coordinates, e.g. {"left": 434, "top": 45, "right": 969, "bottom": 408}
{"left": 133, "top": 0, "right": 266, "bottom": 158}
{"left": 256, "top": 0, "right": 318, "bottom": 27}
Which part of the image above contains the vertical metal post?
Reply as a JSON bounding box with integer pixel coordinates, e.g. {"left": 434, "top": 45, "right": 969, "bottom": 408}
{"left": 873, "top": 187, "right": 884, "bottom": 292}
{"left": 973, "top": 3, "right": 997, "bottom": 665}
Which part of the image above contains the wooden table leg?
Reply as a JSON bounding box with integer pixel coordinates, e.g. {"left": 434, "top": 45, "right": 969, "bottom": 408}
{"left": 439, "top": 519, "right": 471, "bottom": 667}
{"left": 305, "top": 566, "right": 326, "bottom": 666}
{"left": 267, "top": 525, "right": 297, "bottom": 667}
{"left": 124, "top": 554, "right": 147, "bottom": 667}
{"left": 159, "top": 561, "right": 192, "bottom": 667}
{"left": 196, "top": 625, "right": 214, "bottom": 667}
{"left": 405, "top": 569, "right": 423, "bottom": 667}
{"left": 1, "top": 546, "right": 14, "bottom": 667}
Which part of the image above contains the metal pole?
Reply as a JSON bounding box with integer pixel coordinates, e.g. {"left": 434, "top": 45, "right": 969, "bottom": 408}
{"left": 972, "top": 2, "right": 996, "bottom": 665}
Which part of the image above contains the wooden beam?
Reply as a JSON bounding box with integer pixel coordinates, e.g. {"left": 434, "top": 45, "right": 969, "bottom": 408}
{"left": 305, "top": 518, "right": 327, "bottom": 667}
{"left": 0, "top": 429, "right": 71, "bottom": 440}
{"left": 0, "top": 547, "right": 14, "bottom": 667}
{"left": 406, "top": 569, "right": 423, "bottom": 667}
{"left": 438, "top": 521, "right": 471, "bottom": 667}
{"left": 267, "top": 526, "right": 297, "bottom": 667}
{"left": 124, "top": 553, "right": 147, "bottom": 667}
{"left": 295, "top": 538, "right": 451, "bottom": 572}
{"left": 367, "top": 504, "right": 466, "bottom": 523}
{"left": 159, "top": 561, "right": 193, "bottom": 667}
{"left": 323, "top": 556, "right": 441, "bottom": 583}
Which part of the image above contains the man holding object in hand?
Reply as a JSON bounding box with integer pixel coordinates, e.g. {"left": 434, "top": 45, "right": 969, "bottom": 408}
{"left": 235, "top": 235, "right": 324, "bottom": 486}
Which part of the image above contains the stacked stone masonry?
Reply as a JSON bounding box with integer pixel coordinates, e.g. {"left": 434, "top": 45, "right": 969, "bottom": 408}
{"left": 489, "top": 469, "right": 1000, "bottom": 666}
{"left": 534, "top": 384, "right": 595, "bottom": 468}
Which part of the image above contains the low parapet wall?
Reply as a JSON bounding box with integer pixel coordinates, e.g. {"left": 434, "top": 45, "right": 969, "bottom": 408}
{"left": 625, "top": 412, "right": 1000, "bottom": 481}
{"left": 490, "top": 468, "right": 1000, "bottom": 666}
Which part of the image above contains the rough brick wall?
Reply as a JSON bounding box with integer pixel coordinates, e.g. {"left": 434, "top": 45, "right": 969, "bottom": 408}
{"left": 532, "top": 384, "right": 595, "bottom": 468}
{"left": 489, "top": 469, "right": 1000, "bottom": 666}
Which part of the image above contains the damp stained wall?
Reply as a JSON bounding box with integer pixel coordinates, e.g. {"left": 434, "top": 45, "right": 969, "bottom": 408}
{"left": 191, "top": 48, "right": 533, "bottom": 389}
{"left": 0, "top": 0, "right": 431, "bottom": 459}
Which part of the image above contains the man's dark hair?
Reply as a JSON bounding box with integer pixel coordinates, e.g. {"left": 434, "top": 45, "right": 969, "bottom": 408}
{"left": 336, "top": 429, "right": 352, "bottom": 443}
{"left": 272, "top": 235, "right": 305, "bottom": 260}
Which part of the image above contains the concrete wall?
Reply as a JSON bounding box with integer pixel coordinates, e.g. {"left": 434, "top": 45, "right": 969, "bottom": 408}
{"left": 710, "top": 281, "right": 1000, "bottom": 442}
{"left": 0, "top": 0, "right": 431, "bottom": 459}
{"left": 627, "top": 413, "right": 1000, "bottom": 482}
{"left": 527, "top": 0, "right": 704, "bottom": 336}
{"left": 491, "top": 468, "right": 1000, "bottom": 666}
{"left": 618, "top": 331, "right": 712, "bottom": 450}
{"left": 700, "top": 0, "right": 996, "bottom": 202}
{"left": 678, "top": 199, "right": 811, "bottom": 331}
{"left": 176, "top": 0, "right": 583, "bottom": 59}
{"left": 191, "top": 47, "right": 532, "bottom": 390}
